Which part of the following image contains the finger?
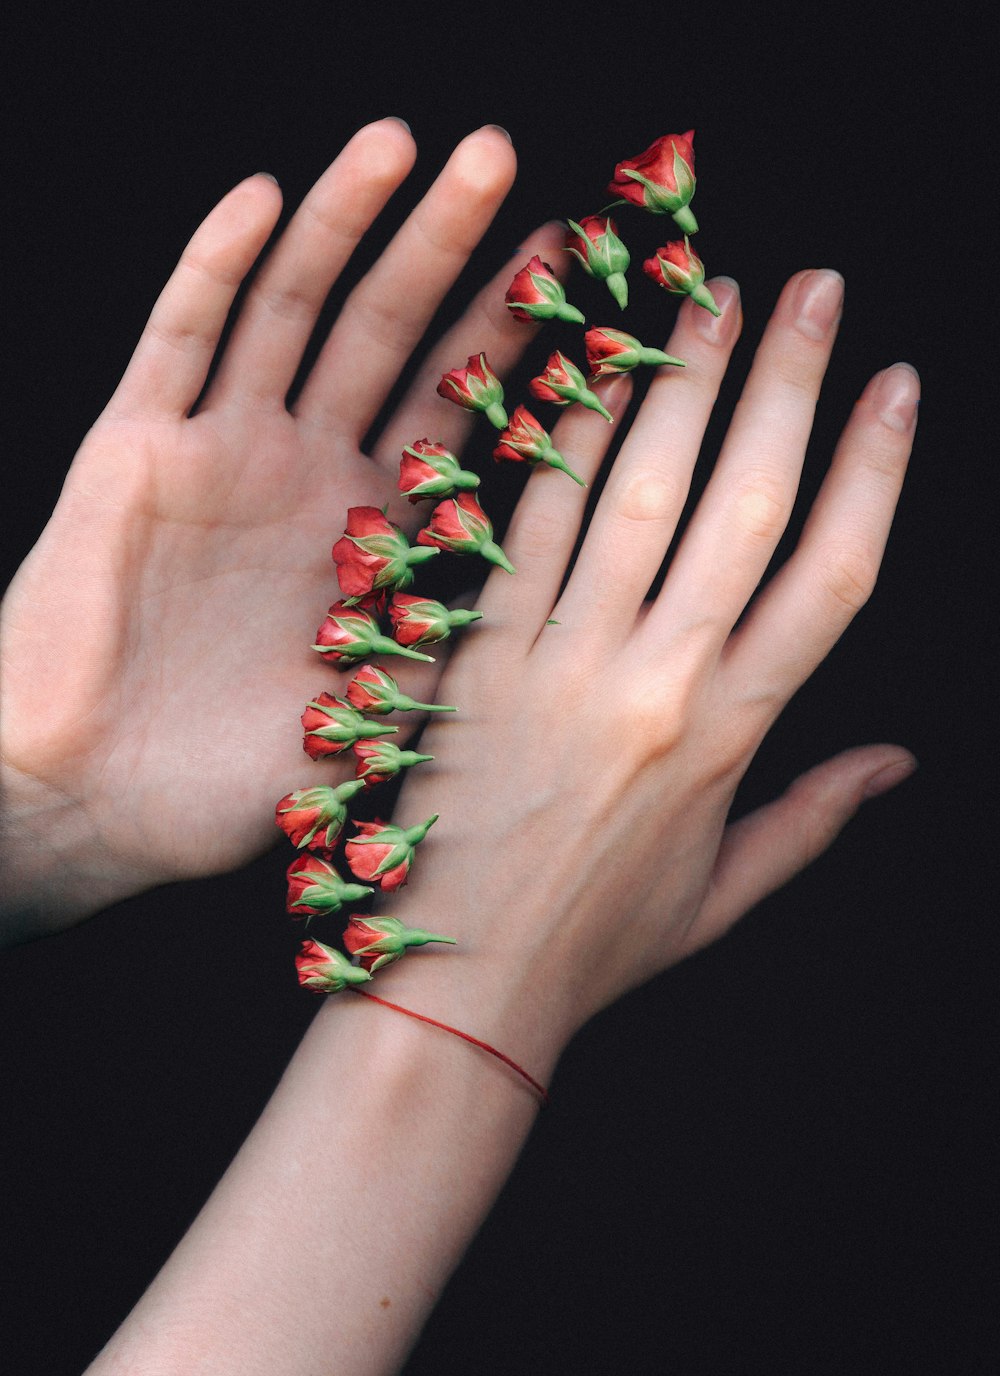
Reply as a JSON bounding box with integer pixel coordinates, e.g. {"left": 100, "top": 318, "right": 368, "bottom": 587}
{"left": 681, "top": 744, "right": 917, "bottom": 954}
{"left": 551, "top": 279, "right": 742, "bottom": 640}
{"left": 204, "top": 118, "right": 417, "bottom": 407}
{"left": 719, "top": 362, "right": 918, "bottom": 717}
{"left": 472, "top": 375, "right": 632, "bottom": 648}
{"left": 294, "top": 125, "right": 517, "bottom": 439}
{"left": 636, "top": 269, "right": 846, "bottom": 660}
{"left": 368, "top": 219, "right": 569, "bottom": 471}
{"left": 106, "top": 174, "right": 283, "bottom": 418}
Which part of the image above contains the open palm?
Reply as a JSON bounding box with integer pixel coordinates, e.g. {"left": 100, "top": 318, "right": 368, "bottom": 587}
{"left": 0, "top": 121, "right": 547, "bottom": 936}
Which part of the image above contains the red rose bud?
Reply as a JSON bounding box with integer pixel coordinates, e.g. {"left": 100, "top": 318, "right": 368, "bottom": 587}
{"left": 296, "top": 939, "right": 373, "bottom": 993}
{"left": 608, "top": 131, "right": 698, "bottom": 234}
{"left": 504, "top": 255, "right": 585, "bottom": 325}
{"left": 642, "top": 237, "right": 721, "bottom": 316}
{"left": 388, "top": 593, "right": 483, "bottom": 649}
{"left": 301, "top": 691, "right": 398, "bottom": 760}
{"left": 286, "top": 854, "right": 374, "bottom": 919}
{"left": 345, "top": 814, "right": 438, "bottom": 891}
{"left": 436, "top": 353, "right": 508, "bottom": 429}
{"left": 313, "top": 601, "right": 436, "bottom": 665}
{"left": 353, "top": 739, "right": 435, "bottom": 788}
{"left": 343, "top": 915, "right": 457, "bottom": 973}
{"left": 416, "top": 492, "right": 515, "bottom": 575}
{"left": 564, "top": 216, "right": 630, "bottom": 310}
{"left": 398, "top": 440, "right": 480, "bottom": 504}
{"left": 493, "top": 405, "right": 586, "bottom": 486}
{"left": 584, "top": 326, "right": 686, "bottom": 379}
{"left": 528, "top": 351, "right": 614, "bottom": 422}
{"left": 345, "top": 664, "right": 457, "bottom": 715}
{"left": 332, "top": 507, "right": 438, "bottom": 601}
{"left": 275, "top": 779, "right": 367, "bottom": 852}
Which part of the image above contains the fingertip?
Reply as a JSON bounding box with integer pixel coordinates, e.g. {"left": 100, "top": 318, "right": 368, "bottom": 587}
{"left": 450, "top": 123, "right": 518, "bottom": 192}
{"left": 861, "top": 750, "right": 918, "bottom": 799}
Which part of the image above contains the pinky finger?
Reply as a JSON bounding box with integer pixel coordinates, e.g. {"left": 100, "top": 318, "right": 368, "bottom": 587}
{"left": 105, "top": 174, "right": 283, "bottom": 419}
{"left": 681, "top": 744, "right": 917, "bottom": 955}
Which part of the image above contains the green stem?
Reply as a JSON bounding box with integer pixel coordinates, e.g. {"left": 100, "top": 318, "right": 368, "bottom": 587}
{"left": 577, "top": 389, "right": 614, "bottom": 423}
{"left": 606, "top": 272, "right": 628, "bottom": 310}
{"left": 371, "top": 635, "right": 435, "bottom": 663}
{"left": 671, "top": 204, "right": 699, "bottom": 235}
{"left": 542, "top": 449, "right": 587, "bottom": 486}
{"left": 481, "top": 540, "right": 516, "bottom": 575}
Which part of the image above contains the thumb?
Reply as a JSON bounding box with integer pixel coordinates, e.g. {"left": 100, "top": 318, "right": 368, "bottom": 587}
{"left": 687, "top": 745, "right": 917, "bottom": 953}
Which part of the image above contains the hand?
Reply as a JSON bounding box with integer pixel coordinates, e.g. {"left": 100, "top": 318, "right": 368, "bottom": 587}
{"left": 370, "top": 267, "right": 918, "bottom": 1056}
{"left": 83, "top": 272, "right": 917, "bottom": 1376}
{"left": 0, "top": 120, "right": 554, "bottom": 941}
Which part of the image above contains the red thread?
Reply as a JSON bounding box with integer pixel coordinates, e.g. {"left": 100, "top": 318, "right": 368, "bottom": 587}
{"left": 352, "top": 988, "right": 549, "bottom": 1107}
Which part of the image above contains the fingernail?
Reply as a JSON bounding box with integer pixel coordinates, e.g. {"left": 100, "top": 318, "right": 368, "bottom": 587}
{"left": 862, "top": 754, "right": 918, "bottom": 799}
{"left": 695, "top": 277, "right": 740, "bottom": 342}
{"left": 871, "top": 362, "right": 920, "bottom": 432}
{"left": 481, "top": 123, "right": 513, "bottom": 143}
{"left": 792, "top": 269, "right": 844, "bottom": 340}
{"left": 594, "top": 373, "right": 630, "bottom": 408}
{"left": 254, "top": 172, "right": 279, "bottom": 185}
{"left": 381, "top": 116, "right": 412, "bottom": 133}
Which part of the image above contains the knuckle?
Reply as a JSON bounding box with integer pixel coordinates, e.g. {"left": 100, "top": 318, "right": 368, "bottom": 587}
{"left": 613, "top": 467, "right": 682, "bottom": 525}
{"left": 509, "top": 500, "right": 566, "bottom": 558}
{"left": 814, "top": 539, "right": 878, "bottom": 613}
{"left": 732, "top": 468, "right": 792, "bottom": 542}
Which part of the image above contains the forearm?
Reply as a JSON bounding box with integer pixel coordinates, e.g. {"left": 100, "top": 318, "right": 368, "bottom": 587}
{"left": 84, "top": 943, "right": 564, "bottom": 1376}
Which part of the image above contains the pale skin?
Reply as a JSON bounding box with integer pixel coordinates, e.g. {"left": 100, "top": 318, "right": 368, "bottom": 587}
{"left": 0, "top": 121, "right": 917, "bottom": 1372}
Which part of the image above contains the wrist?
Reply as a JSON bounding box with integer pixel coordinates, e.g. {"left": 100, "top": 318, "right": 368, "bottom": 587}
{"left": 0, "top": 764, "right": 146, "bottom": 945}
{"left": 307, "top": 893, "right": 575, "bottom": 1100}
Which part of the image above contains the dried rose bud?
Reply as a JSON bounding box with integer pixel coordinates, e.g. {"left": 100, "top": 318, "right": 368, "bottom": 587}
{"left": 564, "top": 216, "right": 630, "bottom": 310}
{"left": 353, "top": 739, "right": 434, "bottom": 788}
{"left": 345, "top": 814, "right": 438, "bottom": 891}
{"left": 436, "top": 353, "right": 508, "bottom": 429}
{"left": 286, "top": 854, "right": 374, "bottom": 919}
{"left": 275, "top": 779, "right": 367, "bottom": 852}
{"left": 313, "top": 601, "right": 435, "bottom": 665}
{"left": 608, "top": 131, "right": 698, "bottom": 234}
{"left": 296, "top": 939, "right": 373, "bottom": 993}
{"left": 332, "top": 506, "right": 438, "bottom": 602}
{"left": 504, "top": 254, "right": 585, "bottom": 324}
{"left": 584, "top": 326, "right": 686, "bottom": 379}
{"left": 398, "top": 440, "right": 480, "bottom": 504}
{"left": 529, "top": 350, "right": 614, "bottom": 422}
{"left": 301, "top": 691, "right": 397, "bottom": 760}
{"left": 642, "top": 237, "right": 721, "bottom": 315}
{"left": 493, "top": 405, "right": 585, "bottom": 486}
{"left": 388, "top": 593, "right": 483, "bottom": 649}
{"left": 416, "top": 493, "right": 515, "bottom": 574}
{"left": 343, "top": 915, "right": 457, "bottom": 973}
{"left": 345, "top": 664, "right": 457, "bottom": 715}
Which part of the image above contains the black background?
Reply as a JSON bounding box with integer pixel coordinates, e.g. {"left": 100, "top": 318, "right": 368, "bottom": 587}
{"left": 1, "top": 9, "right": 996, "bottom": 1375}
